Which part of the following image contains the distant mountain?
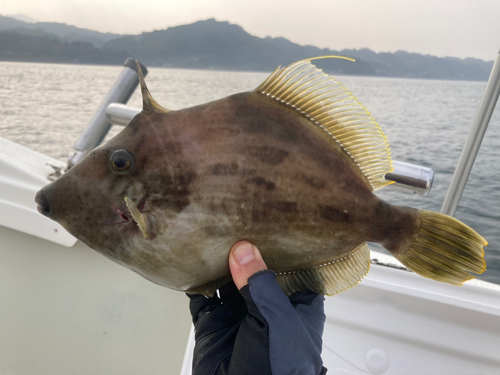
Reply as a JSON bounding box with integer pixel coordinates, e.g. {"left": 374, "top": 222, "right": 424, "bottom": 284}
{"left": 0, "top": 15, "right": 27, "bottom": 30}
{"left": 0, "top": 31, "right": 128, "bottom": 65}
{"left": 5, "top": 14, "right": 36, "bottom": 23}
{"left": 102, "top": 19, "right": 371, "bottom": 75}
{"left": 335, "top": 49, "right": 493, "bottom": 81}
{"left": 0, "top": 15, "right": 124, "bottom": 47}
{"left": 0, "top": 16, "right": 494, "bottom": 81}
{"left": 103, "top": 19, "right": 494, "bottom": 81}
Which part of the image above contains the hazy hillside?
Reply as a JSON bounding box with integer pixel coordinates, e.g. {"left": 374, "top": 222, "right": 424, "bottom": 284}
{"left": 0, "top": 15, "right": 123, "bottom": 47}
{"left": 0, "top": 31, "right": 127, "bottom": 64}
{"left": 103, "top": 19, "right": 376, "bottom": 75}
{"left": 5, "top": 14, "right": 36, "bottom": 23}
{"left": 103, "top": 19, "right": 494, "bottom": 80}
{"left": 0, "top": 15, "right": 27, "bottom": 30}
{"left": 0, "top": 16, "right": 494, "bottom": 81}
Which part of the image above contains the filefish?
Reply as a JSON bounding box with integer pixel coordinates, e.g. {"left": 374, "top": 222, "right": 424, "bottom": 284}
{"left": 35, "top": 57, "right": 487, "bottom": 296}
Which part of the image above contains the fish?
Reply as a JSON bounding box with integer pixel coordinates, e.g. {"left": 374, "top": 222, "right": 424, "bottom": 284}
{"left": 35, "top": 57, "right": 487, "bottom": 297}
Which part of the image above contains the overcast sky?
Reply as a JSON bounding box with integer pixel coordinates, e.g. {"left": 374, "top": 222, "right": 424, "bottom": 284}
{"left": 1, "top": 0, "right": 499, "bottom": 61}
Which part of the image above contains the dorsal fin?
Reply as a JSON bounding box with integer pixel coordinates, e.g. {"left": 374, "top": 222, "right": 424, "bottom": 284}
{"left": 135, "top": 61, "right": 171, "bottom": 114}
{"left": 255, "top": 57, "right": 393, "bottom": 191}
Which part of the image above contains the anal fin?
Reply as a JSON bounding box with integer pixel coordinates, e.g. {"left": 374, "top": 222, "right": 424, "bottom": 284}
{"left": 275, "top": 243, "right": 370, "bottom": 296}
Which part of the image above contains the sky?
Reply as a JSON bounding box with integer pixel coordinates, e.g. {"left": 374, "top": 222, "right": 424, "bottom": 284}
{"left": 1, "top": 0, "right": 499, "bottom": 61}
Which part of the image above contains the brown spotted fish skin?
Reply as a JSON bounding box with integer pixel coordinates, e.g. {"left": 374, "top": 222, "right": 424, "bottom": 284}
{"left": 37, "top": 59, "right": 486, "bottom": 296}
{"left": 40, "top": 91, "right": 417, "bottom": 292}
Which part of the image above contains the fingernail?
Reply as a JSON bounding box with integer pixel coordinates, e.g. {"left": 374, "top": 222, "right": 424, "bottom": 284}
{"left": 233, "top": 243, "right": 255, "bottom": 265}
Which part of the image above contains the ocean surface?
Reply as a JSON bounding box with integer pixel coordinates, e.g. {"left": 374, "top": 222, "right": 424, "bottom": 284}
{"left": 1, "top": 61, "right": 499, "bottom": 285}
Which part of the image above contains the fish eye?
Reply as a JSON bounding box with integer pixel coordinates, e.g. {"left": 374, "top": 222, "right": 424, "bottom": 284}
{"left": 109, "top": 149, "right": 135, "bottom": 174}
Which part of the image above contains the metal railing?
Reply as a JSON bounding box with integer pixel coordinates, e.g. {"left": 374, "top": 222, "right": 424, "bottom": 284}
{"left": 67, "top": 59, "right": 148, "bottom": 168}
{"left": 441, "top": 49, "right": 500, "bottom": 216}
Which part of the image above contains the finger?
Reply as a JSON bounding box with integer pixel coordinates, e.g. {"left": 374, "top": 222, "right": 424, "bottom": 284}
{"left": 229, "top": 241, "right": 268, "bottom": 290}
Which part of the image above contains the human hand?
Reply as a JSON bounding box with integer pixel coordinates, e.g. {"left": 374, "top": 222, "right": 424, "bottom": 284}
{"left": 187, "top": 241, "right": 327, "bottom": 375}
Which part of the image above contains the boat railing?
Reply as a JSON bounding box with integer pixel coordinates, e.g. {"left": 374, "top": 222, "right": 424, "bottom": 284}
{"left": 67, "top": 59, "right": 148, "bottom": 168}
{"left": 441, "top": 49, "right": 500, "bottom": 216}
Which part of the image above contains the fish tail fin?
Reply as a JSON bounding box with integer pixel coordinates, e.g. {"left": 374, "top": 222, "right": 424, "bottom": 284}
{"left": 392, "top": 210, "right": 487, "bottom": 285}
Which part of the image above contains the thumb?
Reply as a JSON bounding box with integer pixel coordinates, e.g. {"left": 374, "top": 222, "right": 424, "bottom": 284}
{"left": 229, "top": 241, "right": 268, "bottom": 290}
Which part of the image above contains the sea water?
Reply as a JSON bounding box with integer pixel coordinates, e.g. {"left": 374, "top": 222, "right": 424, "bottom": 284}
{"left": 1, "top": 61, "right": 499, "bottom": 284}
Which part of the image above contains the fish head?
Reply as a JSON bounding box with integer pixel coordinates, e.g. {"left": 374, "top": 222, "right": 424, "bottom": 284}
{"left": 35, "top": 110, "right": 175, "bottom": 261}
{"left": 34, "top": 62, "right": 193, "bottom": 273}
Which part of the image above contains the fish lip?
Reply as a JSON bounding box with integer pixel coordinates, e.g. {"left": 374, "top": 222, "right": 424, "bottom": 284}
{"left": 35, "top": 189, "right": 51, "bottom": 217}
{"left": 99, "top": 196, "right": 147, "bottom": 226}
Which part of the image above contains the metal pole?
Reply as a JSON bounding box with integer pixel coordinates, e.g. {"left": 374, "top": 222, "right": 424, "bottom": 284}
{"left": 106, "top": 103, "right": 141, "bottom": 126}
{"left": 67, "top": 58, "right": 147, "bottom": 168}
{"left": 385, "top": 161, "right": 434, "bottom": 196}
{"left": 441, "top": 50, "right": 500, "bottom": 216}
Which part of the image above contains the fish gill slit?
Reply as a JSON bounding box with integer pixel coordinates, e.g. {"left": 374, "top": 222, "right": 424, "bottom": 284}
{"left": 259, "top": 91, "right": 369, "bottom": 179}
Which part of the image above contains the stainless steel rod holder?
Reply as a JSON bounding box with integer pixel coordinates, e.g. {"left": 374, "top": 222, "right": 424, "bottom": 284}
{"left": 106, "top": 103, "right": 141, "bottom": 126}
{"left": 67, "top": 59, "right": 147, "bottom": 168}
{"left": 105, "top": 103, "right": 435, "bottom": 196}
{"left": 441, "top": 50, "right": 500, "bottom": 216}
{"left": 385, "top": 162, "right": 434, "bottom": 196}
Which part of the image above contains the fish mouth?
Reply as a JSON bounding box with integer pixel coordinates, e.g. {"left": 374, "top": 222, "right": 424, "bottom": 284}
{"left": 100, "top": 196, "right": 156, "bottom": 240}
{"left": 35, "top": 189, "right": 52, "bottom": 217}
{"left": 100, "top": 196, "right": 147, "bottom": 225}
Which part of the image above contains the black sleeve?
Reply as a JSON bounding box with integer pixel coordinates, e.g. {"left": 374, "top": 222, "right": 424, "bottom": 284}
{"left": 187, "top": 270, "right": 327, "bottom": 375}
